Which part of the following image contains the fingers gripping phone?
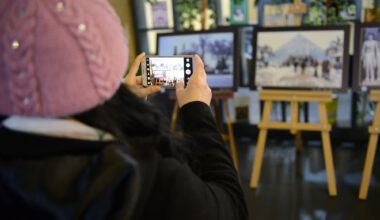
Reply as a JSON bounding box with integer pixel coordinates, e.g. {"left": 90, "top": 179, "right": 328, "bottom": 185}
{"left": 141, "top": 55, "right": 194, "bottom": 88}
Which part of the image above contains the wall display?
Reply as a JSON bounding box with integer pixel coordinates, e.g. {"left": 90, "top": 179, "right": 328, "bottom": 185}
{"left": 143, "top": 0, "right": 174, "bottom": 29}
{"left": 251, "top": 25, "right": 350, "bottom": 90}
{"left": 263, "top": 4, "right": 296, "bottom": 27}
{"left": 338, "top": 0, "right": 357, "bottom": 21}
{"left": 230, "top": 0, "right": 249, "bottom": 24}
{"left": 263, "top": 3, "right": 306, "bottom": 27}
{"left": 151, "top": 2, "right": 170, "bottom": 28}
{"left": 174, "top": 0, "right": 217, "bottom": 31}
{"left": 219, "top": 0, "right": 258, "bottom": 26}
{"left": 353, "top": 23, "right": 380, "bottom": 90}
{"left": 157, "top": 29, "right": 238, "bottom": 89}
{"left": 304, "top": 0, "right": 358, "bottom": 25}
{"left": 362, "top": 0, "right": 380, "bottom": 22}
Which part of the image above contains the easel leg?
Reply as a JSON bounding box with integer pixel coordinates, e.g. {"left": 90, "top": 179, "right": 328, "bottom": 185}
{"left": 290, "top": 101, "right": 302, "bottom": 151}
{"left": 212, "top": 99, "right": 224, "bottom": 133}
{"left": 171, "top": 101, "right": 179, "bottom": 130}
{"left": 359, "top": 102, "right": 380, "bottom": 199}
{"left": 224, "top": 99, "right": 239, "bottom": 172}
{"left": 295, "top": 132, "right": 302, "bottom": 152}
{"left": 250, "top": 101, "right": 272, "bottom": 188}
{"left": 359, "top": 133, "right": 379, "bottom": 199}
{"left": 319, "top": 103, "right": 337, "bottom": 196}
{"left": 250, "top": 129, "right": 268, "bottom": 188}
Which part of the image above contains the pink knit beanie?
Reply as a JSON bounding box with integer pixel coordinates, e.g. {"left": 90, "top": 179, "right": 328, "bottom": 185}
{"left": 0, "top": 0, "right": 128, "bottom": 117}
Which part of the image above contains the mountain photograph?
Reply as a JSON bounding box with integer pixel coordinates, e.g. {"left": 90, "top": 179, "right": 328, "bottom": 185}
{"left": 255, "top": 29, "right": 346, "bottom": 89}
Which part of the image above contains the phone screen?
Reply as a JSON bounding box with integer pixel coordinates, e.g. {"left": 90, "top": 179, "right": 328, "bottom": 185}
{"left": 145, "top": 56, "right": 193, "bottom": 87}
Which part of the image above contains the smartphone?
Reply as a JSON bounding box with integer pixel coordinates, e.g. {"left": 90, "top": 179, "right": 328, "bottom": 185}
{"left": 141, "top": 55, "right": 194, "bottom": 88}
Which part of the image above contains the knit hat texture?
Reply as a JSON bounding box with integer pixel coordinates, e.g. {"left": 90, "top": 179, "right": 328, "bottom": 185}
{"left": 0, "top": 0, "right": 128, "bottom": 117}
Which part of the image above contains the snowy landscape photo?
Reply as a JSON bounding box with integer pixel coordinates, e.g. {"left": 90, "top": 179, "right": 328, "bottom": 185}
{"left": 254, "top": 29, "right": 346, "bottom": 89}
{"left": 158, "top": 32, "right": 235, "bottom": 88}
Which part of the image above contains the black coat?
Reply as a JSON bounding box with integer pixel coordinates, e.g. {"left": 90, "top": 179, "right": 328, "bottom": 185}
{"left": 0, "top": 102, "right": 248, "bottom": 220}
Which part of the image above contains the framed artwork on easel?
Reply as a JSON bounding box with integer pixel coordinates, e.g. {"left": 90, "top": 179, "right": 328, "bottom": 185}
{"left": 353, "top": 22, "right": 380, "bottom": 91}
{"left": 250, "top": 25, "right": 350, "bottom": 91}
{"left": 156, "top": 29, "right": 239, "bottom": 90}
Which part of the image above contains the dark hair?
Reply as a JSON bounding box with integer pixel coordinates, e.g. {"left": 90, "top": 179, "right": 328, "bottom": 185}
{"left": 0, "top": 116, "right": 6, "bottom": 124}
{"left": 73, "top": 85, "right": 194, "bottom": 162}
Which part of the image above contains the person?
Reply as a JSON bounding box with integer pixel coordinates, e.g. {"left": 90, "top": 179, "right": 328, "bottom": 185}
{"left": 361, "top": 32, "right": 378, "bottom": 83}
{"left": 322, "top": 60, "right": 331, "bottom": 80}
{"left": 0, "top": 1, "right": 247, "bottom": 220}
{"left": 300, "top": 57, "right": 308, "bottom": 75}
{"left": 312, "top": 58, "right": 319, "bottom": 77}
{"left": 293, "top": 57, "right": 298, "bottom": 73}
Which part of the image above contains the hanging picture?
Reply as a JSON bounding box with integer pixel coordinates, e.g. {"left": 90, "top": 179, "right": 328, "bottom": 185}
{"left": 174, "top": 0, "right": 217, "bottom": 31}
{"left": 339, "top": 0, "right": 357, "bottom": 21}
{"left": 304, "top": 0, "right": 358, "bottom": 25}
{"left": 353, "top": 23, "right": 380, "bottom": 90}
{"left": 263, "top": 4, "right": 293, "bottom": 27}
{"left": 263, "top": 3, "right": 306, "bottom": 27}
{"left": 151, "top": 2, "right": 169, "bottom": 28}
{"left": 251, "top": 25, "right": 350, "bottom": 90}
{"left": 230, "top": 0, "right": 249, "bottom": 24}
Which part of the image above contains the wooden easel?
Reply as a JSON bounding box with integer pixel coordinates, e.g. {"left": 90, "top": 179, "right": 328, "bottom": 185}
{"left": 359, "top": 90, "right": 380, "bottom": 200}
{"left": 250, "top": 90, "right": 337, "bottom": 196}
{"left": 170, "top": 90, "right": 239, "bottom": 171}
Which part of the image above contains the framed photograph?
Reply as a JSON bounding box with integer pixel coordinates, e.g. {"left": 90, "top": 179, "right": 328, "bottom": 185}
{"left": 157, "top": 29, "right": 239, "bottom": 90}
{"left": 143, "top": 0, "right": 174, "bottom": 29}
{"left": 263, "top": 3, "right": 306, "bottom": 27}
{"left": 250, "top": 25, "right": 350, "bottom": 91}
{"left": 239, "top": 25, "right": 254, "bottom": 87}
{"left": 230, "top": 0, "right": 249, "bottom": 24}
{"left": 353, "top": 22, "right": 380, "bottom": 91}
{"left": 151, "top": 2, "right": 169, "bottom": 28}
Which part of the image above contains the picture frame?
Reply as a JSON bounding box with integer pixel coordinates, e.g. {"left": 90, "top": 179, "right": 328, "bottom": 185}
{"left": 157, "top": 28, "right": 239, "bottom": 90}
{"left": 230, "top": 0, "right": 249, "bottom": 25}
{"left": 353, "top": 22, "right": 380, "bottom": 91}
{"left": 250, "top": 25, "right": 350, "bottom": 91}
{"left": 236, "top": 25, "right": 254, "bottom": 87}
{"left": 143, "top": 0, "right": 174, "bottom": 29}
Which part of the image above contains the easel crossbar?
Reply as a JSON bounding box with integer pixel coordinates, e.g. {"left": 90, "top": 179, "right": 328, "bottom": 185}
{"left": 258, "top": 122, "right": 331, "bottom": 132}
{"left": 259, "top": 90, "right": 333, "bottom": 102}
{"left": 369, "top": 127, "right": 380, "bottom": 134}
{"left": 370, "top": 90, "right": 380, "bottom": 102}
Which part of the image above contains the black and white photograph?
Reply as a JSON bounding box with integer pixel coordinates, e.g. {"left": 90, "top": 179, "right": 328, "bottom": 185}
{"left": 354, "top": 23, "right": 380, "bottom": 90}
{"left": 157, "top": 30, "right": 237, "bottom": 89}
{"left": 252, "top": 26, "right": 349, "bottom": 90}
{"left": 240, "top": 26, "right": 254, "bottom": 87}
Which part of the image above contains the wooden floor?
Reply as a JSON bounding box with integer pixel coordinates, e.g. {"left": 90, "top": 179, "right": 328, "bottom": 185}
{"left": 236, "top": 138, "right": 380, "bottom": 220}
{"left": 148, "top": 93, "right": 380, "bottom": 220}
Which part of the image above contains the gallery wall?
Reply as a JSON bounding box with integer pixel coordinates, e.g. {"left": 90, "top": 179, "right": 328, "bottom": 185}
{"left": 108, "top": 0, "right": 137, "bottom": 67}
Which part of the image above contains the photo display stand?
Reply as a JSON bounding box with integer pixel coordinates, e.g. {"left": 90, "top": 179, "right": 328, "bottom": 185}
{"left": 250, "top": 89, "right": 337, "bottom": 196}
{"left": 170, "top": 90, "right": 239, "bottom": 172}
{"left": 359, "top": 90, "right": 380, "bottom": 200}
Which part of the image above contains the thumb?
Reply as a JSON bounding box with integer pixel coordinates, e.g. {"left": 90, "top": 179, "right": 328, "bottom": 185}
{"left": 149, "top": 85, "right": 161, "bottom": 94}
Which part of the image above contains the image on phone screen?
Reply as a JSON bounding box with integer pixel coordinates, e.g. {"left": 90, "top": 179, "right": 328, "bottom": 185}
{"left": 145, "top": 56, "right": 193, "bottom": 87}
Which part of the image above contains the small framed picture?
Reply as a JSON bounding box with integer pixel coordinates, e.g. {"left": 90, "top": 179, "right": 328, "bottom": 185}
{"left": 250, "top": 25, "right": 350, "bottom": 91}
{"left": 353, "top": 22, "right": 380, "bottom": 91}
